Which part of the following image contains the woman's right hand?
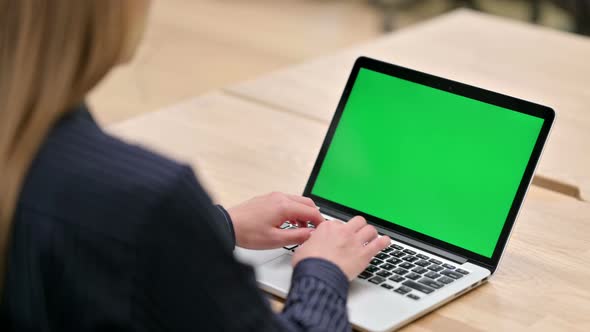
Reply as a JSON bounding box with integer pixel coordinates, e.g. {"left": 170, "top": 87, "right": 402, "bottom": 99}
{"left": 292, "top": 216, "right": 390, "bottom": 281}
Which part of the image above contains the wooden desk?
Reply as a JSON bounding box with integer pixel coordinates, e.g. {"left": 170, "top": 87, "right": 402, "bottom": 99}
{"left": 108, "top": 92, "right": 590, "bottom": 331}
{"left": 226, "top": 9, "right": 590, "bottom": 202}
{"left": 109, "top": 92, "right": 327, "bottom": 206}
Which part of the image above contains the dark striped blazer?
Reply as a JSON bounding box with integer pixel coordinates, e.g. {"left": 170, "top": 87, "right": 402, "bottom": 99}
{"left": 0, "top": 105, "right": 350, "bottom": 331}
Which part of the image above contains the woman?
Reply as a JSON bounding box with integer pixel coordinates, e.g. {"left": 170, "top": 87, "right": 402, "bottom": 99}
{"left": 0, "top": 1, "right": 390, "bottom": 331}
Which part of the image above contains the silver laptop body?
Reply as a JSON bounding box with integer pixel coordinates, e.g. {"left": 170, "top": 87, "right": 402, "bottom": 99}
{"left": 236, "top": 57, "right": 554, "bottom": 332}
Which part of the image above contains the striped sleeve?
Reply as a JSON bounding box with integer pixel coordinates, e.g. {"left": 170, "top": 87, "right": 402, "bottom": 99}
{"left": 277, "top": 258, "right": 352, "bottom": 332}
{"left": 135, "top": 165, "right": 352, "bottom": 331}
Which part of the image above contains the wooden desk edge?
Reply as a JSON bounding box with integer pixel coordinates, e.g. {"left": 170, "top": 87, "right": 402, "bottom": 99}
{"left": 532, "top": 175, "right": 585, "bottom": 202}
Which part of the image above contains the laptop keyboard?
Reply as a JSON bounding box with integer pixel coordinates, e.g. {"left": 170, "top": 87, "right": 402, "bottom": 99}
{"left": 280, "top": 221, "right": 470, "bottom": 301}
{"left": 359, "top": 242, "right": 470, "bottom": 300}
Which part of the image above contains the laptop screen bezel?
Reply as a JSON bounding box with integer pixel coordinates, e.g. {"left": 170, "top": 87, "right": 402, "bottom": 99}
{"left": 303, "top": 56, "right": 555, "bottom": 270}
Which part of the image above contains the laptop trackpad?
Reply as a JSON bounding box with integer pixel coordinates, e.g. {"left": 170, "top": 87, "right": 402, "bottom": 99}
{"left": 234, "top": 247, "right": 288, "bottom": 267}
{"left": 256, "top": 253, "right": 295, "bottom": 296}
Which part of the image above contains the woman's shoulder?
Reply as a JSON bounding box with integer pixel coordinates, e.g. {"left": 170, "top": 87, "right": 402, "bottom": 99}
{"left": 47, "top": 107, "right": 189, "bottom": 190}
{"left": 18, "top": 108, "right": 199, "bottom": 237}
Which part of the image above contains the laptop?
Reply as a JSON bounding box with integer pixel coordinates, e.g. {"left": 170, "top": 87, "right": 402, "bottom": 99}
{"left": 236, "top": 56, "right": 555, "bottom": 332}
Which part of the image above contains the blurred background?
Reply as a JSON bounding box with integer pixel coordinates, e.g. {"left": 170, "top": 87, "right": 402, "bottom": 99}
{"left": 89, "top": 0, "right": 589, "bottom": 124}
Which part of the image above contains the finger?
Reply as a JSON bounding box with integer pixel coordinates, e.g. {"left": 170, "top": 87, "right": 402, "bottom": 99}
{"left": 285, "top": 195, "right": 323, "bottom": 228}
{"left": 363, "top": 235, "right": 391, "bottom": 258}
{"left": 346, "top": 216, "right": 367, "bottom": 232}
{"left": 315, "top": 218, "right": 337, "bottom": 230}
{"left": 281, "top": 200, "right": 324, "bottom": 227}
{"left": 286, "top": 194, "right": 317, "bottom": 208}
{"left": 270, "top": 227, "right": 313, "bottom": 246}
{"left": 356, "top": 224, "right": 378, "bottom": 245}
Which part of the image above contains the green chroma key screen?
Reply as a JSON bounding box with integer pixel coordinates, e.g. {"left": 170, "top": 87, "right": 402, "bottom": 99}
{"left": 312, "top": 68, "right": 544, "bottom": 258}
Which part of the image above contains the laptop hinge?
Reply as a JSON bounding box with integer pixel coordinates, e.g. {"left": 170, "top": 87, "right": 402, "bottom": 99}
{"left": 320, "top": 206, "right": 468, "bottom": 265}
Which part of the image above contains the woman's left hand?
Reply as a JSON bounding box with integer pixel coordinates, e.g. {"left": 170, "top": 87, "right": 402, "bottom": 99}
{"left": 227, "top": 192, "right": 325, "bottom": 249}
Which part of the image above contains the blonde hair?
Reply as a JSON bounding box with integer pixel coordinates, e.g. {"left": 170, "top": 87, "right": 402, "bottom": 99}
{"left": 0, "top": 0, "right": 143, "bottom": 296}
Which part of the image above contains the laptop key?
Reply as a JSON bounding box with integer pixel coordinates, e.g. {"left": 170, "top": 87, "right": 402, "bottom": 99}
{"left": 425, "top": 272, "right": 440, "bottom": 279}
{"left": 403, "top": 256, "right": 419, "bottom": 263}
{"left": 412, "top": 267, "right": 428, "bottom": 274}
{"left": 438, "top": 276, "right": 455, "bottom": 284}
{"left": 390, "top": 244, "right": 404, "bottom": 250}
{"left": 415, "top": 260, "right": 430, "bottom": 267}
{"left": 429, "top": 258, "right": 442, "bottom": 265}
{"left": 375, "top": 253, "right": 389, "bottom": 260}
{"left": 402, "top": 280, "right": 434, "bottom": 294}
{"left": 368, "top": 276, "right": 385, "bottom": 284}
{"left": 380, "top": 263, "right": 396, "bottom": 271}
{"left": 392, "top": 268, "right": 408, "bottom": 275}
{"left": 391, "top": 251, "right": 406, "bottom": 258}
{"left": 456, "top": 268, "right": 470, "bottom": 275}
{"left": 388, "top": 275, "right": 405, "bottom": 283}
{"left": 442, "top": 264, "right": 456, "bottom": 270}
{"left": 365, "top": 265, "right": 380, "bottom": 273}
{"left": 376, "top": 270, "right": 393, "bottom": 278}
{"left": 427, "top": 265, "right": 444, "bottom": 272}
{"left": 381, "top": 247, "right": 394, "bottom": 253}
{"left": 370, "top": 258, "right": 383, "bottom": 266}
{"left": 386, "top": 257, "right": 402, "bottom": 264}
{"left": 418, "top": 278, "right": 444, "bottom": 289}
{"left": 398, "top": 262, "right": 414, "bottom": 270}
{"left": 403, "top": 249, "right": 416, "bottom": 255}
{"left": 394, "top": 286, "right": 412, "bottom": 295}
{"left": 358, "top": 271, "right": 372, "bottom": 279}
{"left": 405, "top": 272, "right": 421, "bottom": 280}
{"left": 416, "top": 254, "right": 429, "bottom": 260}
{"left": 407, "top": 294, "right": 421, "bottom": 300}
{"left": 440, "top": 270, "right": 464, "bottom": 279}
{"left": 381, "top": 283, "right": 394, "bottom": 290}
